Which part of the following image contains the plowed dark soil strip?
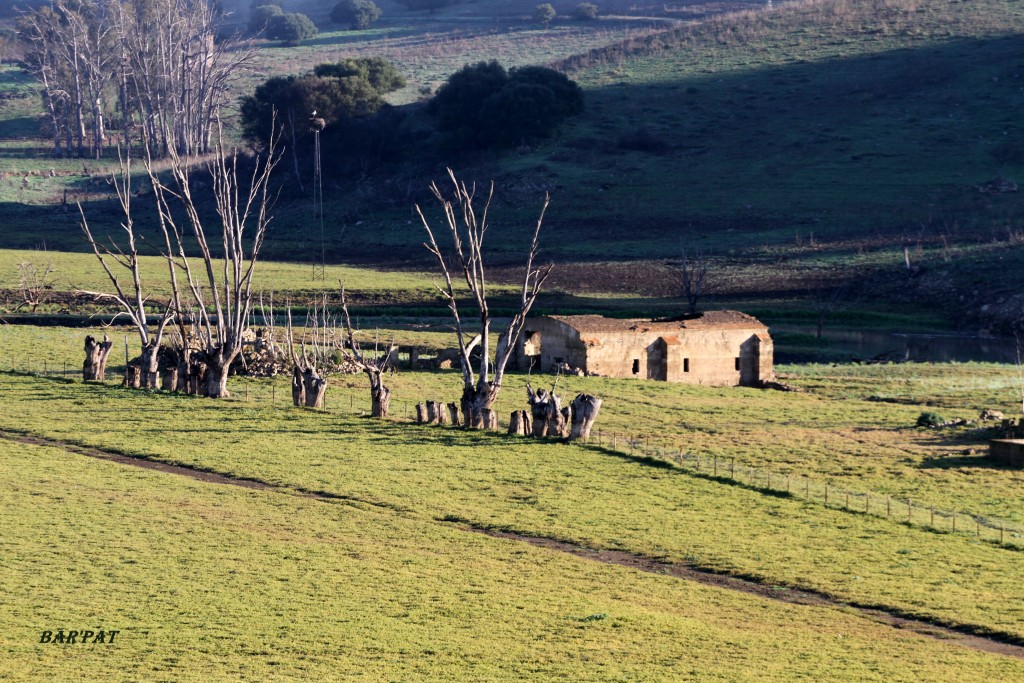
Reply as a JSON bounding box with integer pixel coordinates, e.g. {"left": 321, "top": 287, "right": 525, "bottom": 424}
{"left": 4, "top": 428, "right": 1023, "bottom": 660}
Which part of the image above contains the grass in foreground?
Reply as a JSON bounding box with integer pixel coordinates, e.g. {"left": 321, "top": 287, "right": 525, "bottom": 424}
{"left": 7, "top": 439, "right": 1024, "bottom": 680}
{"left": 1, "top": 371, "right": 1023, "bottom": 642}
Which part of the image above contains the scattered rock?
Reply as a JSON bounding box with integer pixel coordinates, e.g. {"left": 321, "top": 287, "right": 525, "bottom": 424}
{"left": 980, "top": 408, "right": 1005, "bottom": 421}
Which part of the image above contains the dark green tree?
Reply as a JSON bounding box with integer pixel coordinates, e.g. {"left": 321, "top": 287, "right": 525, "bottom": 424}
{"left": 248, "top": 2, "right": 283, "bottom": 35}
{"left": 313, "top": 57, "right": 405, "bottom": 93}
{"left": 266, "top": 12, "right": 318, "bottom": 45}
{"left": 430, "top": 61, "right": 583, "bottom": 149}
{"left": 429, "top": 60, "right": 507, "bottom": 139}
{"left": 330, "top": 0, "right": 382, "bottom": 30}
{"left": 242, "top": 73, "right": 384, "bottom": 182}
{"left": 574, "top": 2, "right": 598, "bottom": 19}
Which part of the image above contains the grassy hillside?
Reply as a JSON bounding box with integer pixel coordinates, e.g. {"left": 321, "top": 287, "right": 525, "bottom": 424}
{"left": 4, "top": 0, "right": 1024, "bottom": 330}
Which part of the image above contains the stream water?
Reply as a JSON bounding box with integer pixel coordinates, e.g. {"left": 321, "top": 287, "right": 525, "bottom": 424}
{"left": 774, "top": 327, "right": 1019, "bottom": 364}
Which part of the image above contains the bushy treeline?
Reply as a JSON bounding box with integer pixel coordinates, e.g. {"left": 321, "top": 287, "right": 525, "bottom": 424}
{"left": 241, "top": 58, "right": 584, "bottom": 181}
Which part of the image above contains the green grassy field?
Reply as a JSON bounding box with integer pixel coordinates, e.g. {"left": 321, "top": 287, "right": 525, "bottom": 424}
{"left": 3, "top": 323, "right": 1022, "bottom": 524}
{"left": 5, "top": 437, "right": 1023, "bottom": 681}
{"left": 4, "top": 1, "right": 1024, "bottom": 678}
{"left": 2, "top": 355, "right": 1024, "bottom": 644}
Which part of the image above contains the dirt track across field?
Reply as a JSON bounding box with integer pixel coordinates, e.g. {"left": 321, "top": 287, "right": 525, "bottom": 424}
{"left": 3, "top": 427, "right": 1022, "bottom": 660}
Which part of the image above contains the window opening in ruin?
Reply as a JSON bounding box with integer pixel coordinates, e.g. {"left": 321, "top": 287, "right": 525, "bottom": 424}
{"left": 632, "top": 358, "right": 640, "bottom": 374}
{"left": 684, "top": 358, "right": 690, "bottom": 373}
{"left": 735, "top": 357, "right": 741, "bottom": 371}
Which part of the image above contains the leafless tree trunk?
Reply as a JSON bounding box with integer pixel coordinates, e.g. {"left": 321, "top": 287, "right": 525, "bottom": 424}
{"left": 19, "top": 0, "right": 255, "bottom": 160}
{"left": 508, "top": 409, "right": 532, "bottom": 436}
{"left": 83, "top": 334, "right": 113, "bottom": 380}
{"left": 527, "top": 381, "right": 568, "bottom": 438}
{"left": 147, "top": 123, "right": 280, "bottom": 397}
{"left": 340, "top": 285, "right": 394, "bottom": 418}
{"left": 418, "top": 169, "right": 552, "bottom": 429}
{"left": 568, "top": 393, "right": 603, "bottom": 441}
{"left": 284, "top": 296, "right": 333, "bottom": 409}
{"left": 678, "top": 247, "right": 709, "bottom": 316}
{"left": 78, "top": 149, "right": 174, "bottom": 388}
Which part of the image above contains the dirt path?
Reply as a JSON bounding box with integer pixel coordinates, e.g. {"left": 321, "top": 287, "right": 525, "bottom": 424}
{"left": 3, "top": 427, "right": 1023, "bottom": 660}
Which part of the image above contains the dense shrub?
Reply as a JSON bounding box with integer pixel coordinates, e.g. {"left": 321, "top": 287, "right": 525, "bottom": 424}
{"left": 916, "top": 411, "right": 946, "bottom": 428}
{"left": 248, "top": 2, "right": 283, "bottom": 35}
{"left": 241, "top": 74, "right": 384, "bottom": 146}
{"left": 575, "top": 2, "right": 598, "bottom": 20}
{"left": 330, "top": 0, "right": 382, "bottom": 30}
{"left": 429, "top": 61, "right": 583, "bottom": 149}
{"left": 266, "top": 12, "right": 318, "bottom": 45}
{"left": 313, "top": 57, "right": 405, "bottom": 94}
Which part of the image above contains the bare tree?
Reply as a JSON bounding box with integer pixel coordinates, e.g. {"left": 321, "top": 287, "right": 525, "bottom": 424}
{"left": 78, "top": 150, "right": 174, "bottom": 388}
{"left": 283, "top": 294, "right": 333, "bottom": 409}
{"left": 339, "top": 284, "right": 395, "bottom": 418}
{"left": 810, "top": 278, "right": 855, "bottom": 339}
{"left": 678, "top": 247, "right": 709, "bottom": 316}
{"left": 418, "top": 169, "right": 552, "bottom": 429}
{"left": 15, "top": 251, "right": 56, "bottom": 313}
{"left": 147, "top": 126, "right": 280, "bottom": 397}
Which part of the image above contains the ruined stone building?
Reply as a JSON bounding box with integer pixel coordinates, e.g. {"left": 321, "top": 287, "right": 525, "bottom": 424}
{"left": 515, "top": 312, "right": 773, "bottom": 386}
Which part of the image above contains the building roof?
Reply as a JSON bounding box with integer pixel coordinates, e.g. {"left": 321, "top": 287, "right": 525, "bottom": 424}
{"left": 545, "top": 311, "right": 768, "bottom": 334}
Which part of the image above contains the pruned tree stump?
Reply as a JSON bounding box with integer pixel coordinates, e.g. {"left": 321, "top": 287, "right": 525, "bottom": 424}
{"left": 447, "top": 402, "right": 461, "bottom": 426}
{"left": 83, "top": 335, "right": 113, "bottom": 381}
{"left": 527, "top": 382, "right": 565, "bottom": 438}
{"left": 124, "top": 364, "right": 142, "bottom": 389}
{"left": 509, "top": 410, "right": 532, "bottom": 436}
{"left": 162, "top": 367, "right": 178, "bottom": 392}
{"left": 371, "top": 384, "right": 391, "bottom": 418}
{"left": 416, "top": 403, "right": 428, "bottom": 424}
{"left": 426, "top": 400, "right": 441, "bottom": 424}
{"left": 292, "top": 367, "right": 327, "bottom": 408}
{"left": 569, "top": 393, "right": 603, "bottom": 441}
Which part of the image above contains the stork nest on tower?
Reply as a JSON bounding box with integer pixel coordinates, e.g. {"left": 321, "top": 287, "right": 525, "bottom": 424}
{"left": 309, "top": 115, "right": 326, "bottom": 133}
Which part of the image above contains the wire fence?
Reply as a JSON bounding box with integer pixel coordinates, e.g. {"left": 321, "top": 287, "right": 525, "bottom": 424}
{"left": 5, "top": 356, "right": 1024, "bottom": 551}
{"left": 584, "top": 429, "right": 1024, "bottom": 551}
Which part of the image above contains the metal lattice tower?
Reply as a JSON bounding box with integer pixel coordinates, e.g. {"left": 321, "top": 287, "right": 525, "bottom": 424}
{"left": 311, "top": 121, "right": 326, "bottom": 282}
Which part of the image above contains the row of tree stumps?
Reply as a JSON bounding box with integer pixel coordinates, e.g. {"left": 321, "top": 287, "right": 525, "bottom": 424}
{"left": 416, "top": 383, "right": 603, "bottom": 442}
{"left": 84, "top": 333, "right": 246, "bottom": 398}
